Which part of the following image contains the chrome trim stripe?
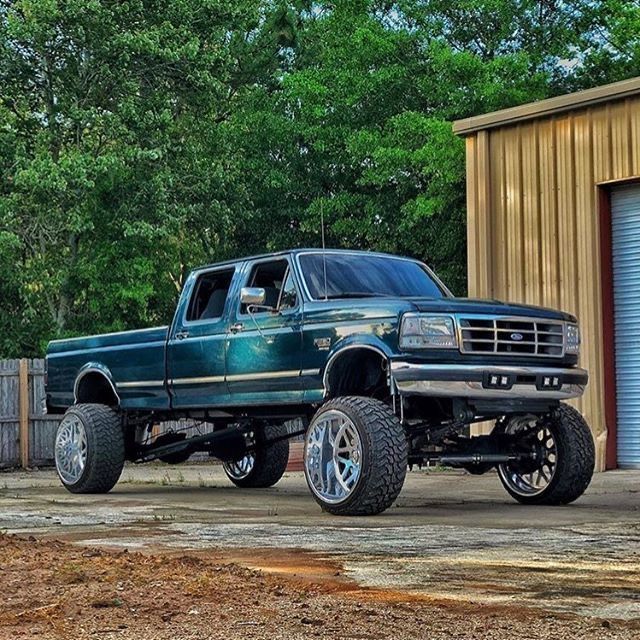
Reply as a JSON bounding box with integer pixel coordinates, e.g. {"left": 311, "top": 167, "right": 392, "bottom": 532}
{"left": 171, "top": 375, "right": 226, "bottom": 385}
{"left": 170, "top": 368, "right": 320, "bottom": 386}
{"left": 227, "top": 370, "right": 298, "bottom": 382}
{"left": 116, "top": 380, "right": 165, "bottom": 388}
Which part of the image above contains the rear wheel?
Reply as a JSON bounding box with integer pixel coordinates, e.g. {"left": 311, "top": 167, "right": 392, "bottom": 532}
{"left": 55, "top": 403, "right": 125, "bottom": 494}
{"left": 497, "top": 404, "right": 595, "bottom": 505}
{"left": 304, "top": 396, "right": 408, "bottom": 516}
{"left": 223, "top": 424, "right": 289, "bottom": 488}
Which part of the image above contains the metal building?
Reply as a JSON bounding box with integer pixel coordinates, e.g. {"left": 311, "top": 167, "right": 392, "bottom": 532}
{"left": 453, "top": 77, "right": 640, "bottom": 471}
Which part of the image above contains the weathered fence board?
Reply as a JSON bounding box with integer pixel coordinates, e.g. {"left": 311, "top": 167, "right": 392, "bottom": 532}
{"left": 0, "top": 359, "right": 22, "bottom": 468}
{"left": 0, "top": 359, "right": 61, "bottom": 468}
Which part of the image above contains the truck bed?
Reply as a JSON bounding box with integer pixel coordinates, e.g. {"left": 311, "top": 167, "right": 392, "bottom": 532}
{"left": 46, "top": 326, "right": 169, "bottom": 411}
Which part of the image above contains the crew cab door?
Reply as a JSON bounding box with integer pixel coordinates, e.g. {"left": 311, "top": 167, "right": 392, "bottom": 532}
{"left": 167, "top": 265, "right": 239, "bottom": 407}
{"left": 225, "top": 258, "right": 303, "bottom": 404}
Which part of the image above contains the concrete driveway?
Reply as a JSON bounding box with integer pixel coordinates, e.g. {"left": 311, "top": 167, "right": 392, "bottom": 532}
{"left": 1, "top": 463, "right": 639, "bottom": 628}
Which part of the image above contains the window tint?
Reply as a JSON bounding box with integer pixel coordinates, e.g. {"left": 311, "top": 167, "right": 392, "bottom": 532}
{"left": 241, "top": 260, "right": 291, "bottom": 314}
{"left": 187, "top": 268, "right": 235, "bottom": 321}
{"left": 299, "top": 253, "right": 445, "bottom": 300}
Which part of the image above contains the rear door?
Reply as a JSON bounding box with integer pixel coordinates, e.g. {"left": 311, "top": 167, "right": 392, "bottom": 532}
{"left": 225, "top": 257, "right": 303, "bottom": 404}
{"left": 167, "top": 265, "right": 240, "bottom": 407}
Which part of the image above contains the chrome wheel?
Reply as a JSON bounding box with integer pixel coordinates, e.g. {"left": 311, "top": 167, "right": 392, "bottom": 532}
{"left": 55, "top": 414, "right": 88, "bottom": 485}
{"left": 498, "top": 419, "right": 558, "bottom": 497}
{"left": 223, "top": 453, "right": 256, "bottom": 480}
{"left": 304, "top": 409, "right": 363, "bottom": 504}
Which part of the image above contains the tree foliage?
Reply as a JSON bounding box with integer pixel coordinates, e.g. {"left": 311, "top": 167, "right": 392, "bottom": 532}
{"left": 0, "top": 0, "right": 637, "bottom": 356}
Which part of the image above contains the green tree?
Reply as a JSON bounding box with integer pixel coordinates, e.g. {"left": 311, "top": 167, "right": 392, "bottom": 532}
{"left": 0, "top": 0, "right": 284, "bottom": 354}
{"left": 234, "top": 1, "right": 593, "bottom": 292}
{"left": 1, "top": 0, "right": 637, "bottom": 356}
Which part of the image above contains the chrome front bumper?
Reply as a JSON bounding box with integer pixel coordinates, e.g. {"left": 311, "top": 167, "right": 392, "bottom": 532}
{"left": 390, "top": 362, "right": 588, "bottom": 400}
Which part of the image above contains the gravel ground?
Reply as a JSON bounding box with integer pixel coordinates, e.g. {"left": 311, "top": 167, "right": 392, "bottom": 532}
{"left": 1, "top": 534, "right": 638, "bottom": 640}
{"left": 1, "top": 464, "right": 639, "bottom": 639}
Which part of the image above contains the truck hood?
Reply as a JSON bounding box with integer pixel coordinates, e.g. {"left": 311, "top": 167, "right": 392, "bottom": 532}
{"left": 406, "top": 297, "right": 576, "bottom": 322}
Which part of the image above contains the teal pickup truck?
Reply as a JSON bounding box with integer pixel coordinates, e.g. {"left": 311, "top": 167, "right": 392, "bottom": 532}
{"left": 46, "top": 249, "right": 594, "bottom": 515}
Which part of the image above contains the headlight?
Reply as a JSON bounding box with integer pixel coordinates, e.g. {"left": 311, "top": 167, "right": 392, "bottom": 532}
{"left": 565, "top": 323, "right": 580, "bottom": 354}
{"left": 399, "top": 314, "right": 458, "bottom": 349}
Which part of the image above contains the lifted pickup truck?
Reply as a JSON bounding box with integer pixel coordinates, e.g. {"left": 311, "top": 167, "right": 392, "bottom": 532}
{"left": 46, "top": 249, "right": 594, "bottom": 515}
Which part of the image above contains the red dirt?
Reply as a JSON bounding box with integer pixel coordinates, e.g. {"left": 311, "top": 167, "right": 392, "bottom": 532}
{"left": 1, "top": 533, "right": 637, "bottom": 640}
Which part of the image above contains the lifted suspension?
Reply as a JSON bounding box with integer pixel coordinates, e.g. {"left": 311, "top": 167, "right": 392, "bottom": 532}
{"left": 134, "top": 424, "right": 306, "bottom": 464}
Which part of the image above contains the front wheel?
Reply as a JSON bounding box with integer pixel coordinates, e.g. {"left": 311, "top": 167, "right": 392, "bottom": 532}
{"left": 304, "top": 396, "right": 408, "bottom": 516}
{"left": 55, "top": 403, "right": 125, "bottom": 494}
{"left": 496, "top": 404, "right": 595, "bottom": 505}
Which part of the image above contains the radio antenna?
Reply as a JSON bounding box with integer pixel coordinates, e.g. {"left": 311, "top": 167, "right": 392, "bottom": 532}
{"left": 321, "top": 199, "right": 328, "bottom": 301}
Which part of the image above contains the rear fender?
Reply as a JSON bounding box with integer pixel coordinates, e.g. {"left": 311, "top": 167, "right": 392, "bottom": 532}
{"left": 74, "top": 363, "right": 120, "bottom": 405}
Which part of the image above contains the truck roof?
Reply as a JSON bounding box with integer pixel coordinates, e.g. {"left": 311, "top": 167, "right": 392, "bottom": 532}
{"left": 193, "top": 248, "right": 420, "bottom": 273}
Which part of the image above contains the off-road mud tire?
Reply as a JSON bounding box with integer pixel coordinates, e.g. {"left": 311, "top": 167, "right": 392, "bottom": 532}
{"left": 304, "top": 396, "right": 408, "bottom": 516}
{"left": 56, "top": 403, "right": 125, "bottom": 494}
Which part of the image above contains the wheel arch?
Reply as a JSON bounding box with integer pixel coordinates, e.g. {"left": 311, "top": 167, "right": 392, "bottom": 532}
{"left": 322, "top": 337, "right": 393, "bottom": 399}
{"left": 74, "top": 363, "right": 120, "bottom": 407}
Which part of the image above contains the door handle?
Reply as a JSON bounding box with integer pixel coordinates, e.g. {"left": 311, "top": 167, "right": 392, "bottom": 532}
{"left": 230, "top": 322, "right": 244, "bottom": 334}
{"left": 175, "top": 330, "right": 189, "bottom": 340}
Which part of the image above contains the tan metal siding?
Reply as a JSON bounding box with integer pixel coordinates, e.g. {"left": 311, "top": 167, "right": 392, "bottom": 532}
{"left": 465, "top": 95, "right": 640, "bottom": 470}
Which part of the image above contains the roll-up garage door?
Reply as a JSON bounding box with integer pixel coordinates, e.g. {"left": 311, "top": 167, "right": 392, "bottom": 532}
{"left": 612, "top": 184, "right": 640, "bottom": 468}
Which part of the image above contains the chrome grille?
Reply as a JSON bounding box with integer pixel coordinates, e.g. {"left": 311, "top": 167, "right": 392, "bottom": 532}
{"left": 458, "top": 316, "right": 565, "bottom": 357}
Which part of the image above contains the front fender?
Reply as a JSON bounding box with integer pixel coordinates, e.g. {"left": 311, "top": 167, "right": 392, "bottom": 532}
{"left": 321, "top": 335, "right": 396, "bottom": 391}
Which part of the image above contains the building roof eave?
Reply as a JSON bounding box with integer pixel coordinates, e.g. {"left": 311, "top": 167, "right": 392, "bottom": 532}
{"left": 453, "top": 76, "right": 640, "bottom": 136}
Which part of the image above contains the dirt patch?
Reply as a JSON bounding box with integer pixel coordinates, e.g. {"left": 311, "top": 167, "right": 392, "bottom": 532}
{"left": 1, "top": 534, "right": 637, "bottom": 640}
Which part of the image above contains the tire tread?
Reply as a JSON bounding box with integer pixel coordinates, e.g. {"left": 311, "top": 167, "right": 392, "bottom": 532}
{"left": 59, "top": 403, "right": 125, "bottom": 494}
{"left": 306, "top": 396, "right": 408, "bottom": 516}
{"left": 500, "top": 403, "right": 595, "bottom": 505}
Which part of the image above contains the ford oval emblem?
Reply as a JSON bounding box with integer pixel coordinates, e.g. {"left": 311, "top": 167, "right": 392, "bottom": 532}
{"left": 510, "top": 332, "right": 524, "bottom": 341}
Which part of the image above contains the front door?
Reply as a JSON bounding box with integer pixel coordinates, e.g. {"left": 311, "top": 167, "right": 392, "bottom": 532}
{"left": 225, "top": 258, "right": 303, "bottom": 405}
{"left": 167, "top": 265, "right": 239, "bottom": 407}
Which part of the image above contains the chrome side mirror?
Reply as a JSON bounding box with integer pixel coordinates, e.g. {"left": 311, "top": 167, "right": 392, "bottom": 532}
{"left": 240, "top": 287, "right": 266, "bottom": 306}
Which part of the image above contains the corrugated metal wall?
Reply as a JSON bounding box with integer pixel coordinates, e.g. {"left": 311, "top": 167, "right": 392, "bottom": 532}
{"left": 465, "top": 96, "right": 640, "bottom": 471}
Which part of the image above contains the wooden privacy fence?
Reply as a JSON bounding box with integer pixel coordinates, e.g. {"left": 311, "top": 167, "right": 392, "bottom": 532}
{"left": 0, "top": 359, "right": 60, "bottom": 469}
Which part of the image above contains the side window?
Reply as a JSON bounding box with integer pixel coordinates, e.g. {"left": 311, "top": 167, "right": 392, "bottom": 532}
{"left": 241, "top": 260, "right": 294, "bottom": 314}
{"left": 186, "top": 268, "right": 235, "bottom": 322}
{"left": 278, "top": 270, "right": 298, "bottom": 310}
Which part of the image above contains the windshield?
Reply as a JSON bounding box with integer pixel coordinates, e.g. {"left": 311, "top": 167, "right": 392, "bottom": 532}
{"left": 298, "top": 253, "right": 446, "bottom": 300}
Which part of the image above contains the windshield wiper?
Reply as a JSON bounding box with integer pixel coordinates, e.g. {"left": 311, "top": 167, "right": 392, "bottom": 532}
{"left": 324, "top": 291, "right": 393, "bottom": 299}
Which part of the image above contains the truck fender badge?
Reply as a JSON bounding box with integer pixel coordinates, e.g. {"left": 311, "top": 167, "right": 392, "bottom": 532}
{"left": 314, "top": 337, "right": 331, "bottom": 350}
{"left": 510, "top": 332, "right": 524, "bottom": 341}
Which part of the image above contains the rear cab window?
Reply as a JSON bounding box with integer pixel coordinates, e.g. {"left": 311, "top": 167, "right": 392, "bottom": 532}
{"left": 186, "top": 268, "right": 235, "bottom": 322}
